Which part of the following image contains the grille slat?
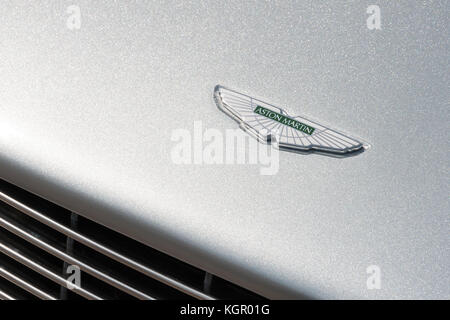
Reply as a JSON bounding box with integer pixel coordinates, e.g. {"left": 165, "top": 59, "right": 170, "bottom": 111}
{"left": 0, "top": 242, "right": 102, "bottom": 300}
{"left": 0, "top": 289, "right": 16, "bottom": 300}
{"left": 0, "top": 267, "right": 56, "bottom": 300}
{"left": 0, "top": 179, "right": 263, "bottom": 300}
{"left": 0, "top": 190, "right": 214, "bottom": 300}
{"left": 0, "top": 216, "right": 154, "bottom": 300}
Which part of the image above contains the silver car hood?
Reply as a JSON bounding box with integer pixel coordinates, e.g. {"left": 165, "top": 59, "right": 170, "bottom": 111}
{"left": 0, "top": 1, "right": 448, "bottom": 299}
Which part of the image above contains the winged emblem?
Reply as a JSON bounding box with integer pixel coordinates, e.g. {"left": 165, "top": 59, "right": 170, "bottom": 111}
{"left": 214, "top": 85, "right": 369, "bottom": 157}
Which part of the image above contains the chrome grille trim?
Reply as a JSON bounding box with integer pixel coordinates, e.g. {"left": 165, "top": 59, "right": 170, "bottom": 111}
{"left": 0, "top": 242, "right": 101, "bottom": 300}
{"left": 0, "top": 289, "right": 15, "bottom": 300}
{"left": 0, "top": 191, "right": 214, "bottom": 300}
{"left": 0, "top": 179, "right": 264, "bottom": 300}
{"left": 0, "top": 267, "right": 56, "bottom": 300}
{"left": 0, "top": 216, "right": 154, "bottom": 300}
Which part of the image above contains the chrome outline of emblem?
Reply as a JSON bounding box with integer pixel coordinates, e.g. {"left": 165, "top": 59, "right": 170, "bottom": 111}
{"left": 214, "top": 85, "right": 370, "bottom": 157}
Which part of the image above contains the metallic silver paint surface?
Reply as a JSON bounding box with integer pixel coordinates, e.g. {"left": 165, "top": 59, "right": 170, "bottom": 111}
{"left": 0, "top": 1, "right": 448, "bottom": 299}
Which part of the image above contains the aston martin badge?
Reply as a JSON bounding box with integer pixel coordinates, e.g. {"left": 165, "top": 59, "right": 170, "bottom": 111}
{"left": 214, "top": 85, "right": 369, "bottom": 157}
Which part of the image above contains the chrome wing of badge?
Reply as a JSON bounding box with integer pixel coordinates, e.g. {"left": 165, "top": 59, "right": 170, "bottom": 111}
{"left": 214, "top": 85, "right": 369, "bottom": 157}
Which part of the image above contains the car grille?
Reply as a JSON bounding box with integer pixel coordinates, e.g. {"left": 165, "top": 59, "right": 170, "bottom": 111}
{"left": 0, "top": 179, "right": 262, "bottom": 300}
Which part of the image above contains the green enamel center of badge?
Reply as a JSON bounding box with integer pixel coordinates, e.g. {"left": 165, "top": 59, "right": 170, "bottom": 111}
{"left": 254, "top": 105, "right": 315, "bottom": 135}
